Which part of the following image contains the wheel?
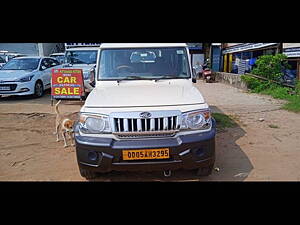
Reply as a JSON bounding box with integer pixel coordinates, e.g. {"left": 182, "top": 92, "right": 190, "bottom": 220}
{"left": 34, "top": 80, "right": 44, "bottom": 98}
{"left": 196, "top": 163, "right": 214, "bottom": 176}
{"left": 79, "top": 167, "right": 98, "bottom": 180}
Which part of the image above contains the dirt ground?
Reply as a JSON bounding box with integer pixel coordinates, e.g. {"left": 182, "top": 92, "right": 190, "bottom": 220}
{"left": 0, "top": 83, "right": 300, "bottom": 182}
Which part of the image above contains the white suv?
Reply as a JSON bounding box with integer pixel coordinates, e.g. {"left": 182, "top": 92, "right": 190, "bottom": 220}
{"left": 75, "top": 43, "right": 216, "bottom": 179}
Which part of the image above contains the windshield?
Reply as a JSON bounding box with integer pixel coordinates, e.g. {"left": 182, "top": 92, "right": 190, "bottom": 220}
{"left": 1, "top": 58, "right": 40, "bottom": 70}
{"left": 52, "top": 55, "right": 65, "bottom": 63}
{"left": 65, "top": 50, "right": 97, "bottom": 64}
{"left": 98, "top": 47, "right": 191, "bottom": 80}
{"left": 0, "top": 57, "right": 5, "bottom": 63}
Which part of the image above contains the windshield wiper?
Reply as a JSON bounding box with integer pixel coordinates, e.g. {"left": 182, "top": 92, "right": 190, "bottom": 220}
{"left": 115, "top": 76, "right": 154, "bottom": 84}
{"left": 125, "top": 76, "right": 151, "bottom": 80}
{"left": 153, "top": 75, "right": 182, "bottom": 81}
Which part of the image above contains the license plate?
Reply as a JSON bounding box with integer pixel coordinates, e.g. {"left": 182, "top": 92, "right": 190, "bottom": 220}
{"left": 123, "top": 148, "right": 170, "bottom": 160}
{"left": 0, "top": 86, "right": 10, "bottom": 91}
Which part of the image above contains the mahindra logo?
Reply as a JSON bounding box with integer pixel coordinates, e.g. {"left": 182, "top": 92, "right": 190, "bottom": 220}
{"left": 140, "top": 112, "right": 152, "bottom": 118}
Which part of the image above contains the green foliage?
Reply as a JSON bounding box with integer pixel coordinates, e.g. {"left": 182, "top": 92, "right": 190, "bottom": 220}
{"left": 296, "top": 80, "right": 300, "bottom": 95}
{"left": 251, "top": 54, "right": 290, "bottom": 81}
{"left": 260, "top": 86, "right": 291, "bottom": 100}
{"left": 269, "top": 124, "right": 279, "bottom": 129}
{"left": 281, "top": 95, "right": 300, "bottom": 112}
{"left": 212, "top": 113, "right": 237, "bottom": 130}
{"left": 241, "top": 74, "right": 300, "bottom": 113}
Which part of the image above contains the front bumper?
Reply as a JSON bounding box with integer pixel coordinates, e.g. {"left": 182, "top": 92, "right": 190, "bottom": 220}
{"left": 75, "top": 119, "right": 216, "bottom": 173}
{"left": 0, "top": 82, "right": 35, "bottom": 96}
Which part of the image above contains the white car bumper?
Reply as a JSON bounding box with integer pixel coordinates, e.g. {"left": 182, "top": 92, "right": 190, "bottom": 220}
{"left": 0, "top": 81, "right": 35, "bottom": 96}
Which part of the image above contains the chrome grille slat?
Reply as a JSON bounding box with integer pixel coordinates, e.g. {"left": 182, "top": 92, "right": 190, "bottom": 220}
{"left": 118, "top": 118, "right": 121, "bottom": 132}
{"left": 137, "top": 119, "right": 142, "bottom": 132}
{"left": 163, "top": 117, "right": 168, "bottom": 130}
{"left": 150, "top": 118, "right": 155, "bottom": 131}
{"left": 124, "top": 119, "right": 129, "bottom": 132}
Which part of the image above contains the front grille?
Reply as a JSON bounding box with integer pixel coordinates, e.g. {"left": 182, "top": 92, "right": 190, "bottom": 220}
{"left": 114, "top": 117, "right": 179, "bottom": 132}
{"left": 111, "top": 111, "right": 181, "bottom": 138}
{"left": 0, "top": 84, "right": 17, "bottom": 91}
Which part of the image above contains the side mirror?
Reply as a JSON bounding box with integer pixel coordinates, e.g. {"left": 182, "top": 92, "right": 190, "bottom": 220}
{"left": 89, "top": 68, "right": 96, "bottom": 87}
{"left": 40, "top": 65, "right": 47, "bottom": 71}
{"left": 192, "top": 68, "right": 197, "bottom": 83}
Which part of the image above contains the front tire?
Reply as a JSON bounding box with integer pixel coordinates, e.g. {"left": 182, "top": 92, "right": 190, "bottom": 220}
{"left": 196, "top": 163, "right": 214, "bottom": 176}
{"left": 34, "top": 80, "right": 44, "bottom": 98}
{"left": 79, "top": 167, "right": 98, "bottom": 180}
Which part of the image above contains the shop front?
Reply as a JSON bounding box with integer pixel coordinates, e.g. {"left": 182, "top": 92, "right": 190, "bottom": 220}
{"left": 187, "top": 43, "right": 204, "bottom": 68}
{"left": 283, "top": 44, "right": 300, "bottom": 81}
{"left": 222, "top": 43, "right": 279, "bottom": 74}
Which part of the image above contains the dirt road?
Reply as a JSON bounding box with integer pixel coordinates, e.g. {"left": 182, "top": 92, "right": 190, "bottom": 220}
{"left": 0, "top": 83, "right": 300, "bottom": 181}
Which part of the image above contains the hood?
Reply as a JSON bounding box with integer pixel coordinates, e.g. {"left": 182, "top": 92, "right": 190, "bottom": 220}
{"left": 0, "top": 70, "right": 34, "bottom": 82}
{"left": 84, "top": 80, "right": 205, "bottom": 108}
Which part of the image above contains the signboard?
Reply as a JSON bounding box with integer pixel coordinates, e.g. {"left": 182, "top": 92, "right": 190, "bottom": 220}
{"left": 65, "top": 43, "right": 101, "bottom": 48}
{"left": 283, "top": 47, "right": 300, "bottom": 58}
{"left": 51, "top": 69, "right": 84, "bottom": 99}
{"left": 223, "top": 43, "right": 278, "bottom": 54}
{"left": 212, "top": 46, "right": 221, "bottom": 72}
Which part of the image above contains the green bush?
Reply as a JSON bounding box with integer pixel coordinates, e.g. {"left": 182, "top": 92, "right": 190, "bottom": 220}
{"left": 296, "top": 81, "right": 300, "bottom": 95}
{"left": 241, "top": 54, "right": 300, "bottom": 113}
{"left": 251, "top": 54, "right": 290, "bottom": 81}
{"left": 241, "top": 75, "right": 273, "bottom": 92}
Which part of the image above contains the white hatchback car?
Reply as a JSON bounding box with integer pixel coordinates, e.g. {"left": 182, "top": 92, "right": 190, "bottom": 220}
{"left": 0, "top": 56, "right": 60, "bottom": 97}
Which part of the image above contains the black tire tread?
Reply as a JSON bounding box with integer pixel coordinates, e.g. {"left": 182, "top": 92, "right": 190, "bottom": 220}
{"left": 79, "top": 167, "right": 98, "bottom": 180}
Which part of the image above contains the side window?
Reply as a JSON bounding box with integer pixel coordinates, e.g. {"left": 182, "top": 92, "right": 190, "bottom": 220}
{"left": 41, "top": 58, "right": 52, "bottom": 69}
{"left": 40, "top": 59, "right": 47, "bottom": 70}
{"left": 48, "top": 58, "right": 59, "bottom": 67}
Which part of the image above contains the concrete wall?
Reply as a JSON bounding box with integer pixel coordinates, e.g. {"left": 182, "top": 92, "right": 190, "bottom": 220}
{"left": 214, "top": 72, "right": 248, "bottom": 90}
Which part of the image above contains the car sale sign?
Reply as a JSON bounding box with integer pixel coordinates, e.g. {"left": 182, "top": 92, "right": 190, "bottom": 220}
{"left": 51, "top": 69, "right": 84, "bottom": 99}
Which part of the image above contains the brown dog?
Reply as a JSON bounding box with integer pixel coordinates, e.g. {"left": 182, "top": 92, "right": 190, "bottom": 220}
{"left": 54, "top": 100, "right": 75, "bottom": 148}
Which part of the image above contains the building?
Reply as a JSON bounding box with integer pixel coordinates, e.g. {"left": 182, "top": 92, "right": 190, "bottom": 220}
{"left": 210, "top": 43, "right": 222, "bottom": 72}
{"left": 282, "top": 43, "right": 300, "bottom": 81}
{"left": 222, "top": 43, "right": 280, "bottom": 74}
{"left": 187, "top": 43, "right": 204, "bottom": 68}
{"left": 0, "top": 43, "right": 64, "bottom": 57}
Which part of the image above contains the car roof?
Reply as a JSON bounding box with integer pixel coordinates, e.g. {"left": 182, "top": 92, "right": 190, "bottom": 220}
{"left": 66, "top": 47, "right": 99, "bottom": 51}
{"left": 100, "top": 43, "right": 188, "bottom": 49}
{"left": 12, "top": 56, "right": 50, "bottom": 60}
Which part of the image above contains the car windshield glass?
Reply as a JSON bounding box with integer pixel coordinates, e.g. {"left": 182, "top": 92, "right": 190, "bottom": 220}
{"left": 52, "top": 55, "right": 65, "bottom": 63}
{"left": 98, "top": 47, "right": 191, "bottom": 80}
{"left": 0, "top": 57, "right": 5, "bottom": 63}
{"left": 65, "top": 50, "right": 97, "bottom": 64}
{"left": 1, "top": 58, "right": 40, "bottom": 70}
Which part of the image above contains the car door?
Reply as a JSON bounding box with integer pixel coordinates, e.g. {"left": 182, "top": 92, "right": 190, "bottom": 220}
{"left": 47, "top": 58, "right": 61, "bottom": 89}
{"left": 39, "top": 58, "right": 52, "bottom": 89}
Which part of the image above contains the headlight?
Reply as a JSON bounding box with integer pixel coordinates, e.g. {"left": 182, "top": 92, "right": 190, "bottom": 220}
{"left": 79, "top": 113, "right": 111, "bottom": 134}
{"left": 16, "top": 75, "right": 34, "bottom": 82}
{"left": 181, "top": 109, "right": 211, "bottom": 130}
